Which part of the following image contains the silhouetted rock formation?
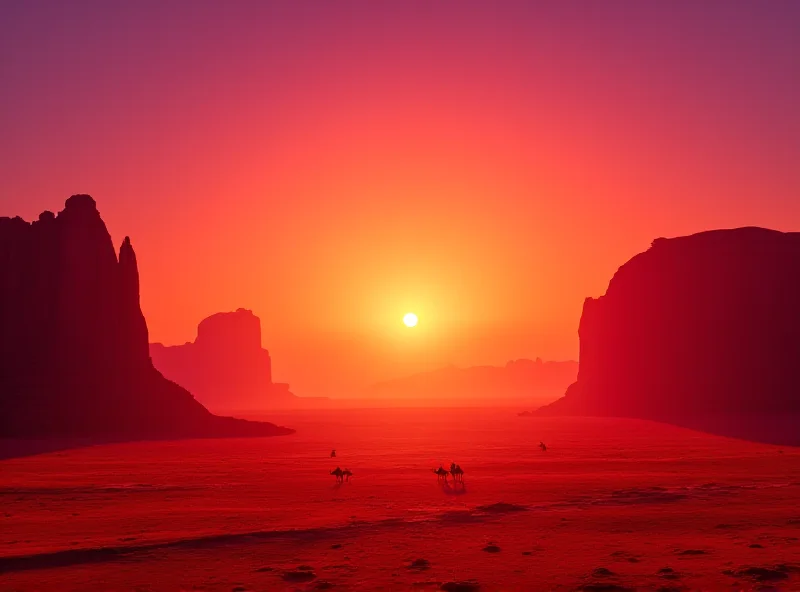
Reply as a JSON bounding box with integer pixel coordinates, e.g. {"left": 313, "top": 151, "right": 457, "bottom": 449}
{"left": 0, "top": 195, "right": 293, "bottom": 439}
{"left": 150, "top": 309, "right": 297, "bottom": 410}
{"left": 368, "top": 358, "right": 577, "bottom": 405}
{"left": 538, "top": 227, "right": 800, "bottom": 445}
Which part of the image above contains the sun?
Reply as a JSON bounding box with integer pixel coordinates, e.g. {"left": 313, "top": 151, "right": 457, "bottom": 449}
{"left": 403, "top": 312, "right": 418, "bottom": 327}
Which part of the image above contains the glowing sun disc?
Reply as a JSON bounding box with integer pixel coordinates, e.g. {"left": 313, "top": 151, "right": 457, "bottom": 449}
{"left": 403, "top": 312, "right": 418, "bottom": 327}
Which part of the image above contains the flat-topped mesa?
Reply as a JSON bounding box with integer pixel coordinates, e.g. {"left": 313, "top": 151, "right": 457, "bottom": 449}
{"left": 196, "top": 308, "right": 264, "bottom": 353}
{"left": 538, "top": 227, "right": 800, "bottom": 445}
{"left": 0, "top": 195, "right": 293, "bottom": 439}
{"left": 150, "top": 309, "right": 296, "bottom": 411}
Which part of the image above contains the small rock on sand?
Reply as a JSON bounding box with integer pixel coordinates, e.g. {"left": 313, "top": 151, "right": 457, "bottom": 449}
{"left": 657, "top": 567, "right": 680, "bottom": 580}
{"left": 475, "top": 502, "right": 528, "bottom": 513}
{"left": 579, "top": 585, "right": 633, "bottom": 592}
{"left": 283, "top": 566, "right": 316, "bottom": 582}
{"left": 409, "top": 558, "right": 431, "bottom": 570}
{"left": 482, "top": 544, "right": 501, "bottom": 553}
{"left": 731, "top": 566, "right": 789, "bottom": 582}
{"left": 441, "top": 580, "right": 480, "bottom": 592}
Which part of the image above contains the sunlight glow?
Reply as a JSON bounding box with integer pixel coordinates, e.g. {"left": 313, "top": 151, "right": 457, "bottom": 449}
{"left": 403, "top": 312, "right": 418, "bottom": 327}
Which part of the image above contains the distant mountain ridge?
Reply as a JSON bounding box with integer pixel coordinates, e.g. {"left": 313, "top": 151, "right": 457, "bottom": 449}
{"left": 368, "top": 358, "right": 577, "bottom": 405}
{"left": 0, "top": 195, "right": 293, "bottom": 439}
{"left": 150, "top": 309, "right": 298, "bottom": 411}
{"left": 538, "top": 227, "right": 800, "bottom": 445}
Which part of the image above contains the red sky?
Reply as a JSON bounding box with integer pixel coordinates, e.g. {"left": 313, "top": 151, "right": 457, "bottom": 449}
{"left": 2, "top": 1, "right": 799, "bottom": 397}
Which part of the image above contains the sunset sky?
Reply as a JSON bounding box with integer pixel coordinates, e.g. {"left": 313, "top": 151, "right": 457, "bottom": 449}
{"left": 2, "top": 1, "right": 799, "bottom": 397}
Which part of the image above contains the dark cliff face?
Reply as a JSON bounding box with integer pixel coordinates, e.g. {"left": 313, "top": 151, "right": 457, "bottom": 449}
{"left": 0, "top": 195, "right": 293, "bottom": 439}
{"left": 538, "top": 227, "right": 800, "bottom": 444}
{"left": 150, "top": 309, "right": 295, "bottom": 411}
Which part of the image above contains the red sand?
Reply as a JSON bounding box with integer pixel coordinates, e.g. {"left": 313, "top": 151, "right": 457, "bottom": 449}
{"left": 2, "top": 408, "right": 800, "bottom": 591}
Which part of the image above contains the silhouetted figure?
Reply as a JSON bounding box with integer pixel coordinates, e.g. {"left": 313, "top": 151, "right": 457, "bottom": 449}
{"left": 451, "top": 464, "right": 465, "bottom": 482}
{"left": 433, "top": 466, "right": 449, "bottom": 482}
{"left": 342, "top": 468, "right": 353, "bottom": 482}
{"left": 539, "top": 441, "right": 547, "bottom": 452}
{"left": 331, "top": 449, "right": 336, "bottom": 458}
{"left": 331, "top": 467, "right": 344, "bottom": 482}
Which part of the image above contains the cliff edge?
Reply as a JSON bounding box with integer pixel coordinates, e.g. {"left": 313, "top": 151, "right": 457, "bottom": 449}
{"left": 538, "top": 227, "right": 800, "bottom": 444}
{"left": 0, "top": 195, "right": 293, "bottom": 439}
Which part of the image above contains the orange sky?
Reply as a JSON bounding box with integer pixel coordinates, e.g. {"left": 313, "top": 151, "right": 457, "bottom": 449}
{"left": 2, "top": 2, "right": 799, "bottom": 397}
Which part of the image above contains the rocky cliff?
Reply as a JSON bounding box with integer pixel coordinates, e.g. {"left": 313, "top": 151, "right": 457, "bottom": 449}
{"left": 538, "top": 227, "right": 800, "bottom": 444}
{"left": 150, "top": 309, "right": 297, "bottom": 410}
{"left": 0, "top": 195, "right": 293, "bottom": 439}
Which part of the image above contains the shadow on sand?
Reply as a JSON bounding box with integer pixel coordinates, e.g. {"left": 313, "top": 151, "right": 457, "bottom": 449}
{"left": 0, "top": 502, "right": 535, "bottom": 574}
{"left": 0, "top": 437, "right": 133, "bottom": 461}
{"left": 441, "top": 481, "right": 468, "bottom": 496}
{"left": 0, "top": 429, "right": 295, "bottom": 461}
{"left": 662, "top": 414, "right": 800, "bottom": 447}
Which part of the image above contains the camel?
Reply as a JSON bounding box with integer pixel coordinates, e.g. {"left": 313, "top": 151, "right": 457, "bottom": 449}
{"left": 342, "top": 468, "right": 353, "bottom": 482}
{"left": 539, "top": 441, "right": 547, "bottom": 452}
{"left": 433, "top": 466, "right": 450, "bottom": 482}
{"left": 331, "top": 467, "right": 344, "bottom": 482}
{"left": 448, "top": 462, "right": 465, "bottom": 482}
{"left": 451, "top": 464, "right": 465, "bottom": 482}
